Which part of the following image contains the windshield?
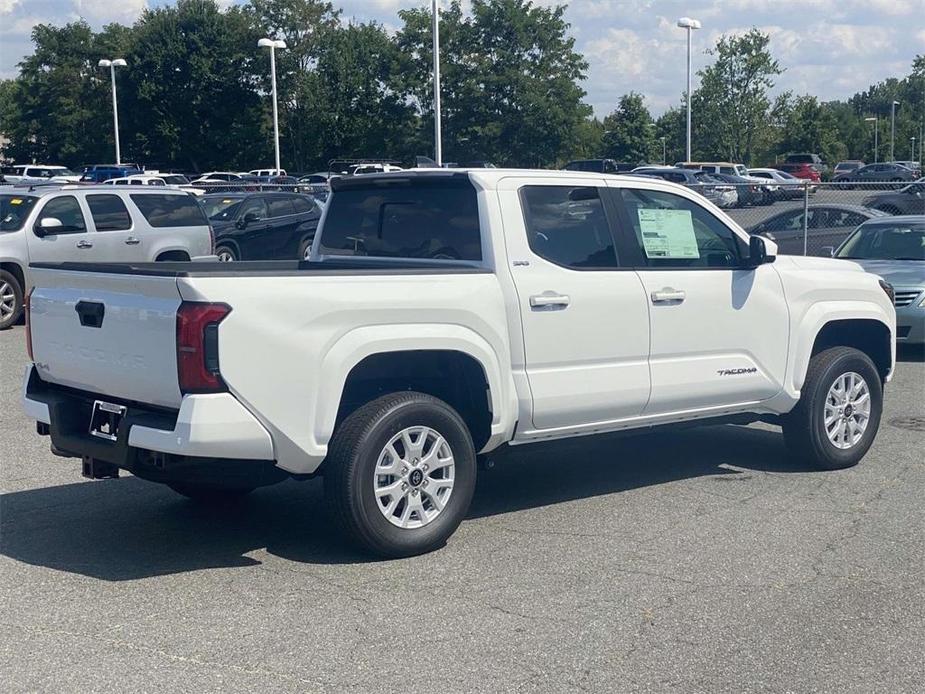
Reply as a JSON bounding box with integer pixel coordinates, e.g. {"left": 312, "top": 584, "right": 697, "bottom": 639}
{"left": 199, "top": 197, "right": 244, "bottom": 220}
{"left": 837, "top": 223, "right": 925, "bottom": 261}
{"left": 161, "top": 174, "right": 189, "bottom": 185}
{"left": 777, "top": 171, "right": 797, "bottom": 180}
{"left": 0, "top": 194, "right": 39, "bottom": 231}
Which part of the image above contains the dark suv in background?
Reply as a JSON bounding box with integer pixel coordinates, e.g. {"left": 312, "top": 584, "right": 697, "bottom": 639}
{"left": 563, "top": 159, "right": 634, "bottom": 174}
{"left": 199, "top": 191, "right": 321, "bottom": 261}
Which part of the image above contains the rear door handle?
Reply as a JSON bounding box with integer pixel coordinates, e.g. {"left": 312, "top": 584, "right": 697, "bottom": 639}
{"left": 124, "top": 237, "right": 140, "bottom": 245}
{"left": 76, "top": 240, "right": 93, "bottom": 249}
{"left": 651, "top": 288, "right": 686, "bottom": 303}
{"left": 530, "top": 292, "right": 570, "bottom": 309}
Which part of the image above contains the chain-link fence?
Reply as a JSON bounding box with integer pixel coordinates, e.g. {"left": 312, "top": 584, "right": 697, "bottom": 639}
{"left": 692, "top": 180, "right": 925, "bottom": 256}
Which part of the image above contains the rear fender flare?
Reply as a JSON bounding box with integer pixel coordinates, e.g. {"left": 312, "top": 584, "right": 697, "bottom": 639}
{"left": 314, "top": 323, "right": 516, "bottom": 450}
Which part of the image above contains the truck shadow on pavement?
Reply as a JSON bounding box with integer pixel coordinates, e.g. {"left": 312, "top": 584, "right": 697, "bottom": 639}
{"left": 0, "top": 424, "right": 818, "bottom": 580}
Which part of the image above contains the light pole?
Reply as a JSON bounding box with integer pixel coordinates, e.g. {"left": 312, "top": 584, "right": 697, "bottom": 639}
{"left": 864, "top": 116, "right": 878, "bottom": 162}
{"left": 913, "top": 137, "right": 917, "bottom": 161}
{"left": 660, "top": 136, "right": 667, "bottom": 165}
{"left": 258, "top": 38, "right": 287, "bottom": 174}
{"left": 890, "top": 100, "right": 899, "bottom": 162}
{"left": 432, "top": 0, "right": 443, "bottom": 167}
{"left": 98, "top": 59, "right": 127, "bottom": 165}
{"left": 677, "top": 17, "right": 701, "bottom": 163}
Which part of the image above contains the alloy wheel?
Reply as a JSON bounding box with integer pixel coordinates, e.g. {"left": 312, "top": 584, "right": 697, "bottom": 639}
{"left": 824, "top": 371, "right": 871, "bottom": 449}
{"left": 373, "top": 426, "right": 456, "bottom": 529}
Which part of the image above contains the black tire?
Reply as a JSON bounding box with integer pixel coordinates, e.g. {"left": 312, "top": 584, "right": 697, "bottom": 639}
{"left": 167, "top": 482, "right": 255, "bottom": 503}
{"left": 297, "top": 236, "right": 314, "bottom": 261}
{"left": 215, "top": 245, "right": 238, "bottom": 262}
{"left": 782, "top": 347, "right": 883, "bottom": 470}
{"left": 324, "top": 391, "right": 477, "bottom": 558}
{"left": 0, "top": 269, "right": 24, "bottom": 330}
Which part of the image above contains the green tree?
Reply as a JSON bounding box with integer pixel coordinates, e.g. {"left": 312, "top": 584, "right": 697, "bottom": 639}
{"left": 2, "top": 21, "right": 128, "bottom": 167}
{"left": 121, "top": 0, "right": 265, "bottom": 171}
{"left": 396, "top": 0, "right": 591, "bottom": 167}
{"left": 692, "top": 29, "right": 783, "bottom": 164}
{"left": 653, "top": 106, "right": 684, "bottom": 165}
{"left": 601, "top": 92, "right": 655, "bottom": 164}
{"left": 777, "top": 96, "right": 846, "bottom": 165}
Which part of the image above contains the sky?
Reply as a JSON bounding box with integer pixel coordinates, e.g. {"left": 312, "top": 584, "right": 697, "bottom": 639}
{"left": 0, "top": 0, "right": 922, "bottom": 116}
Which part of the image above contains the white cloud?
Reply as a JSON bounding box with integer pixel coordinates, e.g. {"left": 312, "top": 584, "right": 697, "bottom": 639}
{"left": 0, "top": 0, "right": 918, "bottom": 115}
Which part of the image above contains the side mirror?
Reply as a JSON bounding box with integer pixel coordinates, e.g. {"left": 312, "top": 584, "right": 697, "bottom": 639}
{"left": 820, "top": 245, "right": 835, "bottom": 257}
{"left": 33, "top": 217, "right": 63, "bottom": 237}
{"left": 746, "top": 234, "right": 774, "bottom": 267}
{"left": 237, "top": 211, "right": 260, "bottom": 228}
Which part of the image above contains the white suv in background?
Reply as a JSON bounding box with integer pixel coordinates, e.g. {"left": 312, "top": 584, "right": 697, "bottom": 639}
{"left": 0, "top": 186, "right": 213, "bottom": 328}
{"left": 4, "top": 165, "right": 82, "bottom": 184}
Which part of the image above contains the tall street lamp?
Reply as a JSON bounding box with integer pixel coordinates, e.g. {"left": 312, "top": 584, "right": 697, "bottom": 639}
{"left": 677, "top": 17, "right": 701, "bottom": 163}
{"left": 864, "top": 116, "right": 878, "bottom": 162}
{"left": 890, "top": 100, "right": 899, "bottom": 162}
{"left": 258, "top": 38, "right": 287, "bottom": 174}
{"left": 432, "top": 0, "right": 443, "bottom": 167}
{"left": 660, "top": 136, "right": 667, "bottom": 165}
{"left": 912, "top": 137, "right": 917, "bottom": 161}
{"left": 98, "top": 58, "right": 127, "bottom": 165}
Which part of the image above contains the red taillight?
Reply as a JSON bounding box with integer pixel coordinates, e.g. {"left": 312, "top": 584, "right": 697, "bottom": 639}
{"left": 176, "top": 302, "right": 231, "bottom": 393}
{"left": 25, "top": 288, "right": 34, "bottom": 361}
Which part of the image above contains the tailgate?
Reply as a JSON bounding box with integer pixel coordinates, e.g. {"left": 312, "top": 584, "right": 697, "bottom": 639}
{"left": 29, "top": 268, "right": 183, "bottom": 409}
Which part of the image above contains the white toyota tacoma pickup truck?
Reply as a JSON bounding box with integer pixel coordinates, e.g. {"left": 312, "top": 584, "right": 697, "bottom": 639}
{"left": 22, "top": 169, "right": 896, "bottom": 557}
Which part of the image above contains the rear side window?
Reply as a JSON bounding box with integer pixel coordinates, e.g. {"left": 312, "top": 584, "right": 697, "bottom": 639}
{"left": 520, "top": 186, "right": 617, "bottom": 269}
{"left": 291, "top": 196, "right": 315, "bottom": 213}
{"left": 319, "top": 180, "right": 481, "bottom": 261}
{"left": 87, "top": 194, "right": 132, "bottom": 231}
{"left": 267, "top": 197, "right": 294, "bottom": 217}
{"left": 130, "top": 194, "right": 207, "bottom": 227}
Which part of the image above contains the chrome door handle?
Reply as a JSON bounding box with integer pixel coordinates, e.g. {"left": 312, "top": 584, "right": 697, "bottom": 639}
{"left": 530, "top": 292, "right": 570, "bottom": 309}
{"left": 651, "top": 288, "right": 686, "bottom": 303}
{"left": 76, "top": 240, "right": 93, "bottom": 249}
{"left": 124, "top": 237, "right": 141, "bottom": 245}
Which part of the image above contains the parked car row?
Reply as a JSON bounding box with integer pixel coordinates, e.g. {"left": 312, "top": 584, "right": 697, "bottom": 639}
{"left": 0, "top": 183, "right": 325, "bottom": 329}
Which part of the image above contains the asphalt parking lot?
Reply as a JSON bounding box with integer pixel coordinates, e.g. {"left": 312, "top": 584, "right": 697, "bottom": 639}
{"left": 1, "top": 326, "right": 923, "bottom": 693}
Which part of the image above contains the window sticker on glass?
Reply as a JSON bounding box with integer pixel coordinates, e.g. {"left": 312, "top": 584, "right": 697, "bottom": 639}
{"left": 637, "top": 208, "right": 699, "bottom": 259}
{"left": 10, "top": 199, "right": 22, "bottom": 205}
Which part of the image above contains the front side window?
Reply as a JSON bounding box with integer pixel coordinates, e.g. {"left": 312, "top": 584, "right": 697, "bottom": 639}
{"left": 130, "top": 194, "right": 207, "bottom": 227}
{"left": 619, "top": 188, "right": 742, "bottom": 268}
{"left": 37, "top": 195, "right": 87, "bottom": 234}
{"left": 87, "top": 194, "right": 132, "bottom": 231}
{"left": 238, "top": 198, "right": 268, "bottom": 221}
{"left": 267, "top": 197, "right": 294, "bottom": 218}
{"left": 319, "top": 180, "right": 481, "bottom": 261}
{"left": 520, "top": 185, "right": 617, "bottom": 269}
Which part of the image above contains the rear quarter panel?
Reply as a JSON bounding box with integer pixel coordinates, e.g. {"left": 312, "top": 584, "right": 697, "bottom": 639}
{"left": 178, "top": 271, "right": 517, "bottom": 474}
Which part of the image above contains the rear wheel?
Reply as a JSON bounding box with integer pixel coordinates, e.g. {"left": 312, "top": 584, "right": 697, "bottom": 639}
{"left": 215, "top": 245, "right": 237, "bottom": 262}
{"left": 782, "top": 347, "right": 883, "bottom": 470}
{"left": 324, "top": 392, "right": 477, "bottom": 557}
{"left": 0, "top": 269, "right": 24, "bottom": 330}
{"left": 167, "top": 482, "right": 255, "bottom": 503}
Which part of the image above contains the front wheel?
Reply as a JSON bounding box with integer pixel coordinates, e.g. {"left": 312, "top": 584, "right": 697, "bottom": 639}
{"left": 324, "top": 392, "right": 477, "bottom": 557}
{"left": 0, "top": 269, "right": 24, "bottom": 330}
{"left": 782, "top": 347, "right": 883, "bottom": 470}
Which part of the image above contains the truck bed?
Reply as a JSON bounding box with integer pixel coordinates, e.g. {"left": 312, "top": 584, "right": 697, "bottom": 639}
{"left": 30, "top": 258, "right": 490, "bottom": 277}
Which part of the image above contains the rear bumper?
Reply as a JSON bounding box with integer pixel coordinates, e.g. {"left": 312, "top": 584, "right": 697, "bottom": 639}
{"left": 22, "top": 365, "right": 278, "bottom": 475}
